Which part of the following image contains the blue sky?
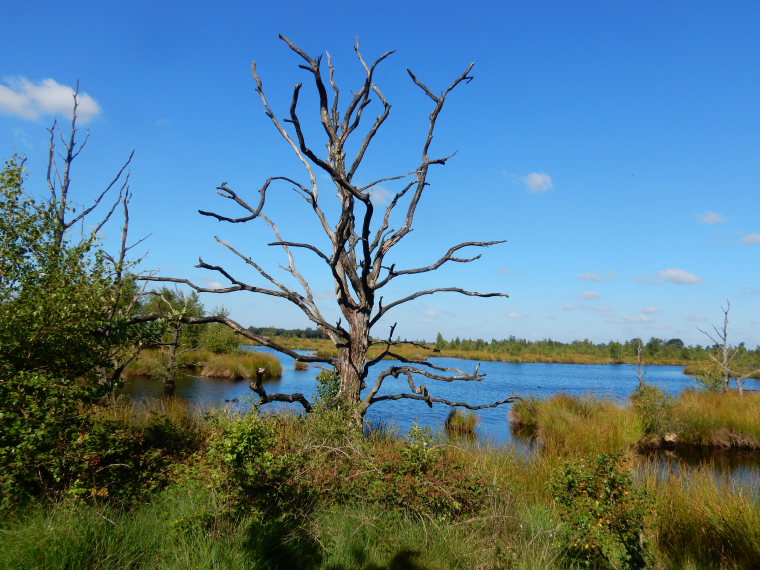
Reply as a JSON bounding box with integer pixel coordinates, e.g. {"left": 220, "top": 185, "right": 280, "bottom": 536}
{"left": 1, "top": 1, "right": 759, "bottom": 346}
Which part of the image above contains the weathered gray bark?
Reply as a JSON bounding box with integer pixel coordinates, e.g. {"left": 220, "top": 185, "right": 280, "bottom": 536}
{"left": 141, "top": 36, "right": 514, "bottom": 420}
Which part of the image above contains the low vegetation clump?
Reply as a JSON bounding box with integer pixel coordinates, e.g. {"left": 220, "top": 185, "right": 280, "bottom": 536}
{"left": 551, "top": 453, "right": 652, "bottom": 568}
{"left": 444, "top": 408, "right": 479, "bottom": 438}
{"left": 200, "top": 352, "right": 282, "bottom": 380}
{"left": 671, "top": 389, "right": 760, "bottom": 449}
{"left": 513, "top": 394, "right": 644, "bottom": 456}
{"left": 124, "top": 348, "right": 282, "bottom": 381}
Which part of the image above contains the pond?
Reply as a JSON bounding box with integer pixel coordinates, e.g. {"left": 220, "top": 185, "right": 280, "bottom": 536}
{"left": 121, "top": 346, "right": 699, "bottom": 444}
{"left": 120, "top": 347, "right": 760, "bottom": 483}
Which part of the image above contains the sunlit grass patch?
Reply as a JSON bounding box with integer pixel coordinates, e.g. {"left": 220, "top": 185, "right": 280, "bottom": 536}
{"left": 672, "top": 389, "right": 760, "bottom": 449}
{"left": 201, "top": 352, "right": 282, "bottom": 380}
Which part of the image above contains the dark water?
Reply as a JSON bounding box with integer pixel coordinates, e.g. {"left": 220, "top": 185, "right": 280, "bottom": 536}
{"left": 121, "top": 347, "right": 698, "bottom": 444}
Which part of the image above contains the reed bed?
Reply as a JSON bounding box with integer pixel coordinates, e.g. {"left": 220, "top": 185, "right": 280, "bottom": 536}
{"left": 200, "top": 352, "right": 282, "bottom": 380}
{"left": 673, "top": 389, "right": 760, "bottom": 449}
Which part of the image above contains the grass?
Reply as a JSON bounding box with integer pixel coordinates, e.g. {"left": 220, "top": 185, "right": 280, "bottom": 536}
{"left": 200, "top": 352, "right": 282, "bottom": 380}
{"left": 123, "top": 348, "right": 282, "bottom": 381}
{"left": 672, "top": 389, "right": 760, "bottom": 449}
{"left": 4, "top": 390, "right": 760, "bottom": 568}
{"left": 510, "top": 394, "right": 644, "bottom": 456}
{"left": 444, "top": 408, "right": 479, "bottom": 438}
{"left": 642, "top": 460, "right": 760, "bottom": 569}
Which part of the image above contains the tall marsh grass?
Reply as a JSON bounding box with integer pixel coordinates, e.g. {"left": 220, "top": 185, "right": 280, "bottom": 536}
{"left": 642, "top": 461, "right": 760, "bottom": 568}
{"left": 514, "top": 394, "right": 643, "bottom": 456}
{"left": 673, "top": 389, "right": 760, "bottom": 449}
{"left": 201, "top": 352, "right": 282, "bottom": 380}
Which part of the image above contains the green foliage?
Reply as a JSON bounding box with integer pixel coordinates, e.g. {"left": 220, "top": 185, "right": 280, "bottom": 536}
{"left": 631, "top": 383, "right": 677, "bottom": 439}
{"left": 0, "top": 372, "right": 89, "bottom": 513}
{"left": 0, "top": 156, "right": 157, "bottom": 382}
{"left": 314, "top": 369, "right": 340, "bottom": 408}
{"left": 0, "top": 371, "right": 202, "bottom": 514}
{"left": 208, "top": 411, "right": 302, "bottom": 517}
{"left": 551, "top": 453, "right": 652, "bottom": 569}
{"left": 200, "top": 323, "right": 242, "bottom": 354}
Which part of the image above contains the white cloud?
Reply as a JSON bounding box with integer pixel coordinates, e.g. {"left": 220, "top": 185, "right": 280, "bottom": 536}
{"left": 581, "top": 290, "right": 600, "bottom": 300}
{"left": 740, "top": 233, "right": 760, "bottom": 244}
{"left": 498, "top": 267, "right": 513, "bottom": 275}
{"left": 523, "top": 172, "right": 553, "bottom": 194}
{"left": 370, "top": 185, "right": 393, "bottom": 205}
{"left": 642, "top": 306, "right": 661, "bottom": 314}
{"left": 422, "top": 309, "right": 439, "bottom": 323}
{"left": 700, "top": 211, "right": 726, "bottom": 224}
{"left": 563, "top": 304, "right": 579, "bottom": 311}
{"left": 605, "top": 270, "right": 619, "bottom": 279}
{"left": 578, "top": 272, "right": 602, "bottom": 282}
{"left": 658, "top": 268, "right": 704, "bottom": 285}
{"left": 154, "top": 118, "right": 170, "bottom": 126}
{"left": 0, "top": 77, "right": 101, "bottom": 123}
{"left": 590, "top": 305, "right": 614, "bottom": 314}
{"left": 623, "top": 315, "right": 653, "bottom": 323}
{"left": 507, "top": 311, "right": 524, "bottom": 319}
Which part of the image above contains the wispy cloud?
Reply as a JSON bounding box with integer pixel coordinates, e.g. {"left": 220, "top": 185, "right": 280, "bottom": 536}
{"left": 498, "top": 267, "right": 514, "bottom": 275}
{"left": 370, "top": 185, "right": 393, "bottom": 205}
{"left": 0, "top": 77, "right": 101, "bottom": 123}
{"left": 658, "top": 268, "right": 704, "bottom": 285}
{"left": 699, "top": 211, "right": 726, "bottom": 224}
{"left": 605, "top": 270, "right": 619, "bottom": 279}
{"left": 563, "top": 304, "right": 579, "bottom": 311}
{"left": 422, "top": 309, "right": 439, "bottom": 323}
{"left": 522, "top": 172, "right": 553, "bottom": 194}
{"left": 642, "top": 306, "right": 661, "bottom": 314}
{"left": 581, "top": 290, "right": 600, "bottom": 300}
{"left": 578, "top": 273, "right": 602, "bottom": 282}
{"left": 623, "top": 314, "right": 653, "bottom": 323}
{"left": 507, "top": 311, "right": 524, "bottom": 319}
{"left": 740, "top": 233, "right": 760, "bottom": 244}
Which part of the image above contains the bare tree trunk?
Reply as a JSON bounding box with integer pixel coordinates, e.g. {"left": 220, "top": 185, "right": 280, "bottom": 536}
{"left": 139, "top": 36, "right": 516, "bottom": 421}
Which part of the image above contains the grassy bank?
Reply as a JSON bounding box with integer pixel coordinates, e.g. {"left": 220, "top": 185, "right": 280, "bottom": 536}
{"left": 123, "top": 348, "right": 282, "bottom": 380}
{"left": 3, "top": 396, "right": 760, "bottom": 569}
{"left": 513, "top": 388, "right": 760, "bottom": 452}
{"left": 269, "top": 335, "right": 694, "bottom": 367}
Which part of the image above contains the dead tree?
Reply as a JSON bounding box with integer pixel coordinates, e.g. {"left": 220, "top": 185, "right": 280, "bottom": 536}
{"left": 46, "top": 85, "right": 147, "bottom": 383}
{"left": 142, "top": 36, "right": 513, "bottom": 422}
{"left": 698, "top": 301, "right": 760, "bottom": 395}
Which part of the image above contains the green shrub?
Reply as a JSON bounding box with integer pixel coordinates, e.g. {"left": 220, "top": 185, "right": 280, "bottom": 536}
{"left": 314, "top": 369, "right": 340, "bottom": 409}
{"left": 199, "top": 323, "right": 242, "bottom": 354}
{"left": 631, "top": 383, "right": 677, "bottom": 439}
{"left": 551, "top": 453, "right": 651, "bottom": 569}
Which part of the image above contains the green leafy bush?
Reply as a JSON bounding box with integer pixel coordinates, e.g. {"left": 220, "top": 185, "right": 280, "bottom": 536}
{"left": 631, "top": 383, "right": 678, "bottom": 440}
{"left": 551, "top": 453, "right": 651, "bottom": 569}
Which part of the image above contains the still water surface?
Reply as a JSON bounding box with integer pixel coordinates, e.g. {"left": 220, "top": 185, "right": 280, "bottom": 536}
{"left": 121, "top": 347, "right": 699, "bottom": 444}
{"left": 121, "top": 347, "right": 760, "bottom": 482}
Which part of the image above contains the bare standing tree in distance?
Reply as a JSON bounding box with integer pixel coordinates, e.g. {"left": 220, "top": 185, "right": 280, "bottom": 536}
{"left": 143, "top": 35, "right": 514, "bottom": 423}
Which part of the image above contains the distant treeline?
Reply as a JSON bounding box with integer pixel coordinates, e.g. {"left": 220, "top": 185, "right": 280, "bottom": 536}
{"left": 434, "top": 333, "right": 760, "bottom": 363}
{"left": 248, "top": 326, "right": 329, "bottom": 339}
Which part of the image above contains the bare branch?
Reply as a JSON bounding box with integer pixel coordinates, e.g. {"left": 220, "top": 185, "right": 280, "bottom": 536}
{"left": 370, "top": 393, "right": 516, "bottom": 410}
{"left": 376, "top": 240, "right": 505, "bottom": 288}
{"left": 371, "top": 287, "right": 508, "bottom": 326}
{"left": 250, "top": 367, "right": 313, "bottom": 412}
